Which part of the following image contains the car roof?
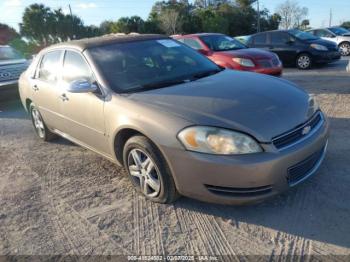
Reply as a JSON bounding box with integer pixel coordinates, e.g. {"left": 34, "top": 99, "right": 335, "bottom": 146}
{"left": 44, "top": 33, "right": 168, "bottom": 52}
{"left": 175, "top": 33, "right": 225, "bottom": 38}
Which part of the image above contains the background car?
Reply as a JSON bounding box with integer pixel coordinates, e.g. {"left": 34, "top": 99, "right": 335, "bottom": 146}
{"left": 173, "top": 33, "right": 283, "bottom": 76}
{"left": 247, "top": 29, "right": 341, "bottom": 69}
{"left": 0, "top": 45, "right": 29, "bottom": 101}
{"left": 307, "top": 27, "right": 350, "bottom": 56}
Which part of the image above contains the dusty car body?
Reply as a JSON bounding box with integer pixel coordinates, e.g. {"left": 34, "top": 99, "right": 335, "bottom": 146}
{"left": 19, "top": 34, "right": 329, "bottom": 204}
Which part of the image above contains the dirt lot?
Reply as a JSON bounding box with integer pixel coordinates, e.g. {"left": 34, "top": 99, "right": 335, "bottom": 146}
{"left": 1, "top": 58, "right": 349, "bottom": 260}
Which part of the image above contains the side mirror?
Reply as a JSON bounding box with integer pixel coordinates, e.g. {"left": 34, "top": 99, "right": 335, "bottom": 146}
{"left": 198, "top": 49, "right": 210, "bottom": 56}
{"left": 67, "top": 79, "right": 98, "bottom": 93}
{"left": 286, "top": 39, "right": 295, "bottom": 45}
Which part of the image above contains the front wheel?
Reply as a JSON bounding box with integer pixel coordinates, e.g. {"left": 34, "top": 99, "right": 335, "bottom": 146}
{"left": 29, "top": 103, "right": 57, "bottom": 141}
{"left": 339, "top": 42, "right": 350, "bottom": 56}
{"left": 296, "top": 53, "right": 312, "bottom": 70}
{"left": 123, "top": 135, "right": 179, "bottom": 203}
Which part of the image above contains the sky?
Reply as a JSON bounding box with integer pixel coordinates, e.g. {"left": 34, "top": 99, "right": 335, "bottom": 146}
{"left": 1, "top": 0, "right": 349, "bottom": 32}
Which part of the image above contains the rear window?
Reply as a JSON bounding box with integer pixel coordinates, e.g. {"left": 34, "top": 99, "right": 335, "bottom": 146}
{"left": 37, "top": 51, "right": 62, "bottom": 83}
{"left": 253, "top": 34, "right": 267, "bottom": 45}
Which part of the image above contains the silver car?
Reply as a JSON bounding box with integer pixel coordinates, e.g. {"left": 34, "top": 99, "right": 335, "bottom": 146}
{"left": 19, "top": 34, "right": 329, "bottom": 205}
{"left": 307, "top": 27, "right": 350, "bottom": 56}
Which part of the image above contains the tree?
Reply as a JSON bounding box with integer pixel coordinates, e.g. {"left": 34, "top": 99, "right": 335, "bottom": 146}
{"left": 20, "top": 4, "right": 100, "bottom": 46}
{"left": 276, "top": 0, "right": 308, "bottom": 29}
{"left": 341, "top": 21, "right": 350, "bottom": 30}
{"left": 159, "top": 9, "right": 182, "bottom": 35}
{"left": 0, "top": 23, "right": 19, "bottom": 45}
{"left": 300, "top": 19, "right": 310, "bottom": 30}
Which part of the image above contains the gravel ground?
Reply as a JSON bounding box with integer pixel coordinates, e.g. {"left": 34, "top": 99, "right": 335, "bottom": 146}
{"left": 0, "top": 58, "right": 349, "bottom": 260}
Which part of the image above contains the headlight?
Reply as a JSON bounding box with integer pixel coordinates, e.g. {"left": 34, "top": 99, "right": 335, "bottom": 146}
{"left": 232, "top": 58, "right": 255, "bottom": 67}
{"left": 310, "top": 44, "right": 328, "bottom": 51}
{"left": 178, "top": 126, "right": 262, "bottom": 155}
{"left": 309, "top": 95, "right": 319, "bottom": 112}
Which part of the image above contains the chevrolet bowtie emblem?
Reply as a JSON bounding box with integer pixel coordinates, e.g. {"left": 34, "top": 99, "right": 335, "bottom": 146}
{"left": 302, "top": 125, "right": 311, "bottom": 135}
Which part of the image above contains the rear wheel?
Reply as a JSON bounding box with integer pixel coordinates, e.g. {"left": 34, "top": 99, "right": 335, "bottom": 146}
{"left": 339, "top": 42, "right": 350, "bottom": 56}
{"left": 123, "top": 135, "right": 179, "bottom": 203}
{"left": 296, "top": 53, "right": 312, "bottom": 70}
{"left": 29, "top": 103, "right": 57, "bottom": 141}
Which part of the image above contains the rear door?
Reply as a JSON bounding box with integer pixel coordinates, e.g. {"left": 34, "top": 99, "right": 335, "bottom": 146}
{"left": 32, "top": 50, "right": 64, "bottom": 130}
{"left": 269, "top": 31, "right": 297, "bottom": 64}
{"left": 58, "top": 50, "right": 109, "bottom": 154}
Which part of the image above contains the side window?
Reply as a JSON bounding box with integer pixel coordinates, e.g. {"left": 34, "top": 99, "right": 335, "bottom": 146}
{"left": 62, "top": 51, "right": 92, "bottom": 83}
{"left": 37, "top": 51, "right": 62, "bottom": 83}
{"left": 183, "top": 38, "right": 203, "bottom": 50}
{"left": 316, "top": 30, "right": 333, "bottom": 38}
{"left": 253, "top": 33, "right": 267, "bottom": 45}
{"left": 270, "top": 32, "right": 291, "bottom": 44}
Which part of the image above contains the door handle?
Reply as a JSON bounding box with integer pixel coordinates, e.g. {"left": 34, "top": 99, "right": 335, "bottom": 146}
{"left": 32, "top": 84, "right": 39, "bottom": 91}
{"left": 59, "top": 93, "right": 69, "bottom": 102}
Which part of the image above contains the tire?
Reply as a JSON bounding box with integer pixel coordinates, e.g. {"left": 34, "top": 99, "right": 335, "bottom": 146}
{"left": 29, "top": 103, "right": 57, "bottom": 141}
{"left": 123, "top": 135, "right": 179, "bottom": 203}
{"left": 296, "top": 53, "right": 312, "bottom": 70}
{"left": 339, "top": 42, "right": 350, "bottom": 56}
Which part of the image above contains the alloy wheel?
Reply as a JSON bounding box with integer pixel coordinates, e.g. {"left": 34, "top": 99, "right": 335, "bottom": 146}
{"left": 31, "top": 108, "right": 45, "bottom": 138}
{"left": 127, "top": 148, "right": 161, "bottom": 198}
{"left": 297, "top": 55, "right": 311, "bottom": 69}
{"left": 339, "top": 43, "right": 350, "bottom": 56}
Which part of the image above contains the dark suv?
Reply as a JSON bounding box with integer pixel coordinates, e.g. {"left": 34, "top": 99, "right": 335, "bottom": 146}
{"left": 0, "top": 45, "right": 29, "bottom": 101}
{"left": 247, "top": 29, "right": 341, "bottom": 69}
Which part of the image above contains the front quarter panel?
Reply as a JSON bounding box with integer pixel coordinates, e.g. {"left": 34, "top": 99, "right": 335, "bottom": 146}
{"left": 104, "top": 94, "right": 193, "bottom": 162}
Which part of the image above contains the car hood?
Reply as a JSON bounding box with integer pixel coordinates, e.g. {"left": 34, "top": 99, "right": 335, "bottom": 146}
{"left": 128, "top": 70, "right": 312, "bottom": 142}
{"left": 0, "top": 59, "right": 27, "bottom": 66}
{"left": 220, "top": 48, "right": 275, "bottom": 59}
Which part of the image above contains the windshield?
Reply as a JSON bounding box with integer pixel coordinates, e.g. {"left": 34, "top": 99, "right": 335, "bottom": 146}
{"left": 200, "top": 35, "right": 247, "bottom": 51}
{"left": 89, "top": 39, "right": 221, "bottom": 93}
{"left": 328, "top": 27, "right": 350, "bottom": 35}
{"left": 0, "top": 46, "right": 24, "bottom": 61}
{"left": 288, "top": 29, "right": 319, "bottom": 41}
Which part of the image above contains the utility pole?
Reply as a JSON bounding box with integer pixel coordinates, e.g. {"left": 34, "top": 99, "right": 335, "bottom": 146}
{"left": 329, "top": 8, "right": 332, "bottom": 27}
{"left": 257, "top": 0, "right": 261, "bottom": 33}
{"left": 69, "top": 4, "right": 74, "bottom": 39}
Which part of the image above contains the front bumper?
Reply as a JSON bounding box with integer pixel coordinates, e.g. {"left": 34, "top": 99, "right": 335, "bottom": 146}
{"left": 162, "top": 116, "right": 329, "bottom": 205}
{"left": 311, "top": 50, "right": 341, "bottom": 63}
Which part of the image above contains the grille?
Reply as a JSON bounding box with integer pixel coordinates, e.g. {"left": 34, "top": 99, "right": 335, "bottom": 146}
{"left": 205, "top": 184, "right": 272, "bottom": 197}
{"left": 287, "top": 147, "right": 325, "bottom": 186}
{"left": 0, "top": 63, "right": 28, "bottom": 82}
{"left": 272, "top": 112, "right": 323, "bottom": 150}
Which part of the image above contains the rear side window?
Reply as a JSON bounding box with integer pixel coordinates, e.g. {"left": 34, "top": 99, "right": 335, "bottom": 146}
{"left": 270, "top": 32, "right": 290, "bottom": 44}
{"left": 62, "top": 51, "right": 92, "bottom": 83}
{"left": 182, "top": 38, "right": 203, "bottom": 50}
{"left": 38, "top": 51, "right": 62, "bottom": 83}
{"left": 253, "top": 33, "right": 267, "bottom": 45}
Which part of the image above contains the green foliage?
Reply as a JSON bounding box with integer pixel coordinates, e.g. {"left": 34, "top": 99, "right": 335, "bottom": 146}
{"left": 341, "top": 21, "right": 350, "bottom": 30}
{"left": 20, "top": 4, "right": 101, "bottom": 46}
{"left": 100, "top": 0, "right": 279, "bottom": 36}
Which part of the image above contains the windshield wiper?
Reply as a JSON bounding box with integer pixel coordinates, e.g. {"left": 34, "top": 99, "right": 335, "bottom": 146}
{"left": 139, "top": 78, "right": 190, "bottom": 91}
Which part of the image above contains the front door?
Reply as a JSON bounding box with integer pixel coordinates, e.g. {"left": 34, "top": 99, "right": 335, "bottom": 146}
{"left": 58, "top": 50, "right": 109, "bottom": 154}
{"left": 269, "top": 32, "right": 297, "bottom": 65}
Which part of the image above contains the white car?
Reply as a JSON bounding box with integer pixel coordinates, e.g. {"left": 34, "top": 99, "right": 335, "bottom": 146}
{"left": 307, "top": 27, "right": 350, "bottom": 56}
